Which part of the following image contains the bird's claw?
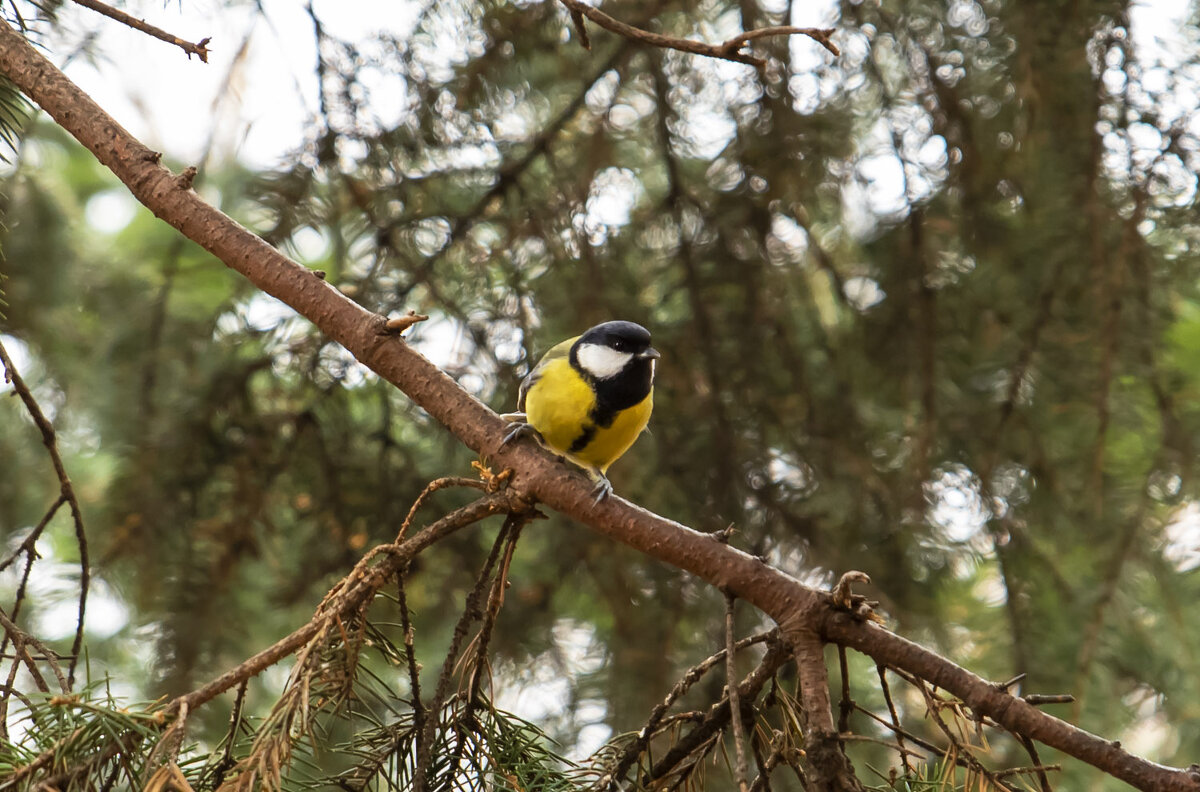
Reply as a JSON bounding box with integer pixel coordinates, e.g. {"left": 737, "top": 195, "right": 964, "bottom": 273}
{"left": 501, "top": 421, "right": 542, "bottom": 449}
{"left": 500, "top": 421, "right": 614, "bottom": 503}
{"left": 590, "top": 472, "right": 613, "bottom": 503}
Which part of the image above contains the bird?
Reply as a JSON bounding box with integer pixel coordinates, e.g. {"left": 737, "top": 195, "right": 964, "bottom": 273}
{"left": 501, "top": 320, "right": 659, "bottom": 501}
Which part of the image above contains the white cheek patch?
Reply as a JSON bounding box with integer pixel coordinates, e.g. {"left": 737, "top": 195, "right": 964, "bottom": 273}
{"left": 576, "top": 343, "right": 633, "bottom": 380}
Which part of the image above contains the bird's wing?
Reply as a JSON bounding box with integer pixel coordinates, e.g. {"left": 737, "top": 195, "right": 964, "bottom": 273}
{"left": 517, "top": 335, "right": 577, "bottom": 412}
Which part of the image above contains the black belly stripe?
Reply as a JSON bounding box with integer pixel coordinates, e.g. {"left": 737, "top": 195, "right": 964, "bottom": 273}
{"left": 569, "top": 423, "right": 597, "bottom": 453}
{"left": 589, "top": 403, "right": 617, "bottom": 428}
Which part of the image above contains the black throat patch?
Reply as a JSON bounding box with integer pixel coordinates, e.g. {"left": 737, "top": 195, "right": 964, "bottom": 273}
{"left": 570, "top": 347, "right": 654, "bottom": 429}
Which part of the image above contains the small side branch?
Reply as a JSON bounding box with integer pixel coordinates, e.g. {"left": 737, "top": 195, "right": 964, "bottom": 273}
{"left": 67, "top": 0, "right": 211, "bottom": 61}
{"left": 556, "top": 0, "right": 837, "bottom": 69}
{"left": 0, "top": 338, "right": 89, "bottom": 689}
{"left": 725, "top": 595, "right": 750, "bottom": 792}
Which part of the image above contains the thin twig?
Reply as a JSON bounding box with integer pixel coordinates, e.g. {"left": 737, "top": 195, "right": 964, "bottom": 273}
{"left": 747, "top": 738, "right": 780, "bottom": 792}
{"left": 556, "top": 0, "right": 837, "bottom": 69}
{"left": 851, "top": 702, "right": 942, "bottom": 758}
{"left": 1024, "top": 694, "right": 1075, "bottom": 706}
{"left": 0, "top": 494, "right": 66, "bottom": 732}
{"left": 836, "top": 646, "right": 853, "bottom": 733}
{"left": 642, "top": 641, "right": 791, "bottom": 787}
{"left": 397, "top": 575, "right": 425, "bottom": 734}
{"left": 913, "top": 679, "right": 1019, "bottom": 792}
{"left": 0, "top": 607, "right": 64, "bottom": 693}
{"left": 0, "top": 494, "right": 65, "bottom": 575}
{"left": 445, "top": 512, "right": 532, "bottom": 782}
{"left": 604, "top": 630, "right": 776, "bottom": 789}
{"left": 465, "top": 513, "right": 528, "bottom": 705}
{"left": 412, "top": 519, "right": 514, "bottom": 792}
{"left": 1015, "top": 731, "right": 1054, "bottom": 792}
{"left": 724, "top": 25, "right": 840, "bottom": 55}
{"left": 876, "top": 665, "right": 914, "bottom": 776}
{"left": 725, "top": 594, "right": 750, "bottom": 792}
{"left": 0, "top": 338, "right": 90, "bottom": 689}
{"left": 66, "top": 0, "right": 211, "bottom": 61}
{"left": 396, "top": 476, "right": 488, "bottom": 541}
{"left": 995, "top": 763, "right": 1062, "bottom": 780}
{"left": 208, "top": 681, "right": 248, "bottom": 789}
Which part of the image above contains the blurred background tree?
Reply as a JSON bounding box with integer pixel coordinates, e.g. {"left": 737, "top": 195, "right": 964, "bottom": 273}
{"left": 2, "top": 0, "right": 1200, "bottom": 787}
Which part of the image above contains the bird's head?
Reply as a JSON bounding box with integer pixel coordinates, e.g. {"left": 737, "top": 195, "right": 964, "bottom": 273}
{"left": 573, "top": 320, "right": 660, "bottom": 381}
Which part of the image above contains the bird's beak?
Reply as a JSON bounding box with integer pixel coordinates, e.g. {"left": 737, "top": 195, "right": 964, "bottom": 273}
{"left": 639, "top": 348, "right": 661, "bottom": 360}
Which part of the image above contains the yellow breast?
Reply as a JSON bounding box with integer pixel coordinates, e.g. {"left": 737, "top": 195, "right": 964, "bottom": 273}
{"left": 524, "top": 357, "right": 653, "bottom": 474}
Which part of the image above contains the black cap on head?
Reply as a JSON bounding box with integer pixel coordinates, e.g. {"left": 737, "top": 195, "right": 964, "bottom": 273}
{"left": 579, "top": 320, "right": 653, "bottom": 353}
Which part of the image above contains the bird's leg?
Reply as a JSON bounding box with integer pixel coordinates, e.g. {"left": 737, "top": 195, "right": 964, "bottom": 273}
{"left": 499, "top": 411, "right": 527, "bottom": 423}
{"left": 500, "top": 419, "right": 543, "bottom": 449}
{"left": 586, "top": 467, "right": 613, "bottom": 503}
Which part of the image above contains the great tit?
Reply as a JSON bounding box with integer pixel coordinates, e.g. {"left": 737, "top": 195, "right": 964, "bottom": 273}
{"left": 502, "top": 321, "right": 660, "bottom": 501}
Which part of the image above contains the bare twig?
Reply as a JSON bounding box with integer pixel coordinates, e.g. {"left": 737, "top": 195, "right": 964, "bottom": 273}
{"left": 207, "top": 681, "right": 247, "bottom": 789}
{"left": 0, "top": 494, "right": 64, "bottom": 575}
{"left": 642, "top": 641, "right": 792, "bottom": 787}
{"left": 725, "top": 594, "right": 750, "bottom": 792}
{"left": 465, "top": 513, "right": 528, "bottom": 705}
{"left": 145, "top": 701, "right": 189, "bottom": 775}
{"left": 0, "top": 608, "right": 60, "bottom": 693}
{"left": 996, "top": 763, "right": 1063, "bottom": 780}
{"left": 66, "top": 0, "right": 211, "bottom": 61}
{"left": 604, "top": 630, "right": 776, "bottom": 789}
{"left": 1025, "top": 694, "right": 1076, "bottom": 706}
{"left": 445, "top": 512, "right": 532, "bottom": 782}
{"left": 836, "top": 646, "right": 853, "bottom": 733}
{"left": 396, "top": 576, "right": 425, "bottom": 733}
{"left": 0, "top": 493, "right": 66, "bottom": 732}
{"left": 0, "top": 338, "right": 89, "bottom": 688}
{"left": 396, "top": 476, "right": 489, "bottom": 541}
{"left": 1015, "top": 730, "right": 1054, "bottom": 792}
{"left": 913, "top": 679, "right": 1019, "bottom": 792}
{"left": 876, "top": 665, "right": 914, "bottom": 776}
{"left": 413, "top": 517, "right": 514, "bottom": 792}
{"left": 556, "top": 0, "right": 838, "bottom": 68}
{"left": 725, "top": 25, "right": 840, "bottom": 55}
{"left": 383, "top": 310, "right": 429, "bottom": 335}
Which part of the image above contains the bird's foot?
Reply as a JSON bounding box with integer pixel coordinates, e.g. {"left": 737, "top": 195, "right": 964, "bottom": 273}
{"left": 500, "top": 420, "right": 542, "bottom": 450}
{"left": 499, "top": 412, "right": 527, "bottom": 423}
{"left": 587, "top": 469, "right": 613, "bottom": 503}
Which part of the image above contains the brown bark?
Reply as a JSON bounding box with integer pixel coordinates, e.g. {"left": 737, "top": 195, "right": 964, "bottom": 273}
{"left": 1, "top": 21, "right": 1198, "bottom": 792}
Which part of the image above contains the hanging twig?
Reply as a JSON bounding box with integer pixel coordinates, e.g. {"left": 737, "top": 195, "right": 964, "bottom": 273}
{"left": 876, "top": 665, "right": 914, "bottom": 776}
